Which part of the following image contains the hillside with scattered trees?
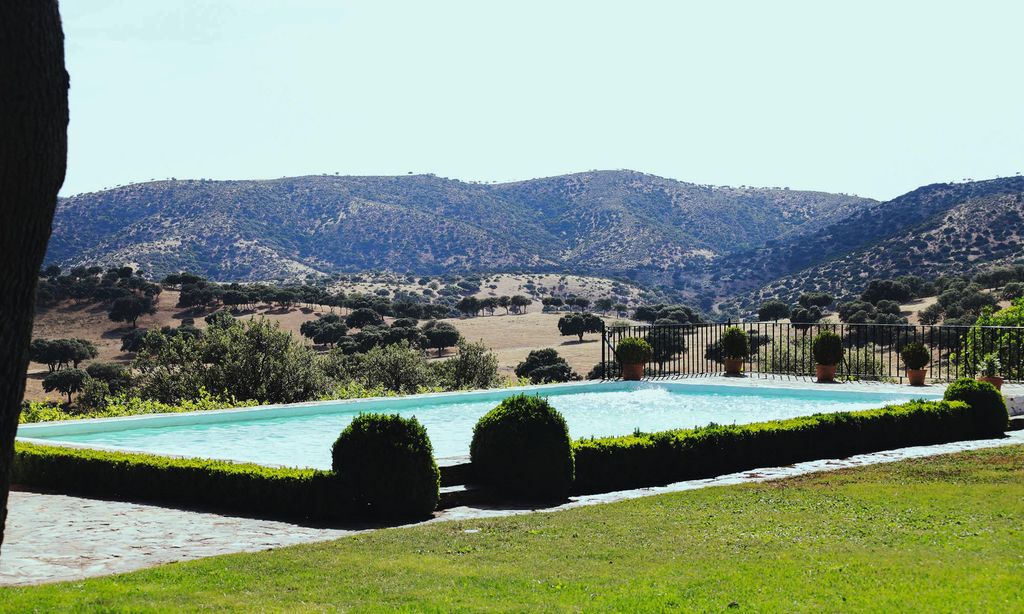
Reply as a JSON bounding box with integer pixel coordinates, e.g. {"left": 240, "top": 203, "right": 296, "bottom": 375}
{"left": 718, "top": 177, "right": 1024, "bottom": 315}
{"left": 46, "top": 172, "right": 1024, "bottom": 318}
{"left": 46, "top": 171, "right": 873, "bottom": 288}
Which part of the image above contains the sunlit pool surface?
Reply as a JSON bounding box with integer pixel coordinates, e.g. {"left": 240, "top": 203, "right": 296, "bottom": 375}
{"left": 19, "top": 381, "right": 940, "bottom": 468}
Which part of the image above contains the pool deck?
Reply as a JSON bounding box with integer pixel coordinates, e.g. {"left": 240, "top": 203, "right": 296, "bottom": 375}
{"left": 2, "top": 375, "right": 1022, "bottom": 586}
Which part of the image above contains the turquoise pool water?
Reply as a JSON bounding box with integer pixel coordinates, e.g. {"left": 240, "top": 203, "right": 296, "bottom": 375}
{"left": 18, "top": 381, "right": 939, "bottom": 468}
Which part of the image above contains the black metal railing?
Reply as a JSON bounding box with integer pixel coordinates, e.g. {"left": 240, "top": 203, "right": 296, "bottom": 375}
{"left": 600, "top": 321, "right": 1024, "bottom": 383}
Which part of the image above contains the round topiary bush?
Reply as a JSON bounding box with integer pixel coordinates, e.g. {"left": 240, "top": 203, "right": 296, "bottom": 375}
{"left": 470, "top": 394, "right": 574, "bottom": 500}
{"left": 615, "top": 337, "right": 653, "bottom": 364}
{"left": 332, "top": 413, "right": 440, "bottom": 518}
{"left": 721, "top": 327, "right": 750, "bottom": 360}
{"left": 812, "top": 331, "right": 844, "bottom": 366}
{"left": 943, "top": 378, "right": 1009, "bottom": 436}
{"left": 900, "top": 342, "right": 930, "bottom": 370}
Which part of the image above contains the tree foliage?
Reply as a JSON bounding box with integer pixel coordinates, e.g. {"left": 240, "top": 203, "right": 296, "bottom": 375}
{"left": 514, "top": 349, "right": 576, "bottom": 384}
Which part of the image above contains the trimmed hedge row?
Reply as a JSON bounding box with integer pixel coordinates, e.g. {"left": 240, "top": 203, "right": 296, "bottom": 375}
{"left": 572, "top": 399, "right": 1002, "bottom": 494}
{"left": 12, "top": 442, "right": 349, "bottom": 521}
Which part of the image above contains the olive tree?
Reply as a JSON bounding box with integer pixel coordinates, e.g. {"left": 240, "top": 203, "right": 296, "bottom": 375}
{"left": 422, "top": 320, "right": 461, "bottom": 357}
{"left": 42, "top": 368, "right": 87, "bottom": 404}
{"left": 108, "top": 295, "right": 157, "bottom": 328}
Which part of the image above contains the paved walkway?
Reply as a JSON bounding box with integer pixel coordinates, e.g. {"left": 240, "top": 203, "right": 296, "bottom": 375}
{"left": 3, "top": 429, "right": 1022, "bottom": 586}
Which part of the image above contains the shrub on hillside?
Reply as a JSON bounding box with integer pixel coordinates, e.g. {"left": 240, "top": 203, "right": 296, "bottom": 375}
{"left": 470, "top": 395, "right": 574, "bottom": 499}
{"left": 861, "top": 279, "right": 912, "bottom": 304}
{"left": 332, "top": 414, "right": 439, "bottom": 518}
{"left": 432, "top": 340, "right": 501, "bottom": 390}
{"left": 357, "top": 342, "right": 434, "bottom": 394}
{"left": 133, "top": 317, "right": 330, "bottom": 404}
{"left": 345, "top": 307, "right": 385, "bottom": 329}
{"left": 1000, "top": 282, "right": 1024, "bottom": 301}
{"left": 79, "top": 378, "right": 111, "bottom": 411}
{"left": 943, "top": 378, "right": 1008, "bottom": 435}
{"left": 757, "top": 300, "right": 791, "bottom": 321}
{"left": 514, "top": 349, "right": 577, "bottom": 384}
{"left": 85, "top": 362, "right": 133, "bottom": 393}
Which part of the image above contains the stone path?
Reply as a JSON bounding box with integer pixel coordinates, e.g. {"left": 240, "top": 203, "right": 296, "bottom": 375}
{"left": 3, "top": 428, "right": 1021, "bottom": 586}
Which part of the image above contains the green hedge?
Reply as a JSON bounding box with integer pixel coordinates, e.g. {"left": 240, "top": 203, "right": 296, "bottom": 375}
{"left": 572, "top": 399, "right": 1000, "bottom": 494}
{"left": 12, "top": 442, "right": 349, "bottom": 521}
{"left": 332, "top": 414, "right": 440, "bottom": 518}
{"left": 471, "top": 394, "right": 574, "bottom": 500}
{"left": 943, "top": 378, "right": 1009, "bottom": 434}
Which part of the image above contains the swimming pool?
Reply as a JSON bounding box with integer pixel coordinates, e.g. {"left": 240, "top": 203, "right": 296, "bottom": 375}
{"left": 18, "top": 380, "right": 941, "bottom": 468}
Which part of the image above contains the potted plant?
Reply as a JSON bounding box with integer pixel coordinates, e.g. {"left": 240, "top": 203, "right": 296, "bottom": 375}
{"left": 721, "top": 326, "right": 750, "bottom": 376}
{"left": 900, "top": 342, "right": 930, "bottom": 386}
{"left": 811, "top": 330, "right": 843, "bottom": 383}
{"left": 977, "top": 352, "right": 1003, "bottom": 391}
{"left": 615, "top": 337, "right": 652, "bottom": 381}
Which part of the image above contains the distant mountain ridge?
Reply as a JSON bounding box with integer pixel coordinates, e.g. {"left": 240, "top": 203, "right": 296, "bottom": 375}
{"left": 720, "top": 176, "right": 1024, "bottom": 312}
{"left": 48, "top": 170, "right": 1024, "bottom": 315}
{"left": 47, "top": 170, "right": 873, "bottom": 285}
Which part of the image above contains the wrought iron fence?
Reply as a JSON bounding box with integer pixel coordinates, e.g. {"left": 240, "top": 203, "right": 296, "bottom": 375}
{"left": 600, "top": 321, "right": 1024, "bottom": 383}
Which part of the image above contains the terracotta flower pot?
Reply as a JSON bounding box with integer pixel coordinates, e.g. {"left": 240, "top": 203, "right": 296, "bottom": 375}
{"left": 977, "top": 376, "right": 1004, "bottom": 391}
{"left": 906, "top": 368, "right": 927, "bottom": 386}
{"left": 724, "top": 358, "right": 744, "bottom": 376}
{"left": 815, "top": 364, "right": 837, "bottom": 383}
{"left": 621, "top": 362, "right": 645, "bottom": 381}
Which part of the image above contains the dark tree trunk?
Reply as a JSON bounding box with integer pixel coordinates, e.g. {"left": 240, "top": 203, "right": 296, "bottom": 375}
{"left": 0, "top": 1, "right": 69, "bottom": 552}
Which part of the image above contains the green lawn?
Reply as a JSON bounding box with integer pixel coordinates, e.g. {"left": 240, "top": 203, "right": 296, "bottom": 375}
{"left": 3, "top": 446, "right": 1023, "bottom": 613}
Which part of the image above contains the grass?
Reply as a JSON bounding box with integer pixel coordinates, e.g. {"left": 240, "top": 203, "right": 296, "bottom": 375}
{"left": 3, "top": 445, "right": 1023, "bottom": 612}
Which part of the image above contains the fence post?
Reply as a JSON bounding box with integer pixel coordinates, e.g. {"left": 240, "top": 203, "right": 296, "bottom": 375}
{"left": 600, "top": 320, "right": 606, "bottom": 378}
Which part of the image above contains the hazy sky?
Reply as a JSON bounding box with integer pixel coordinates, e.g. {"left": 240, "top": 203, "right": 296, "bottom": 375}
{"left": 60, "top": 0, "right": 1024, "bottom": 199}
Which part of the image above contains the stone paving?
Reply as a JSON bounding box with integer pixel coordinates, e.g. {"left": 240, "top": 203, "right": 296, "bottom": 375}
{"left": 2, "top": 428, "right": 1022, "bottom": 587}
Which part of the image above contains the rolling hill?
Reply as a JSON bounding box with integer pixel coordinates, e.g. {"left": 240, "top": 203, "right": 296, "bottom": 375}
{"left": 47, "top": 171, "right": 1024, "bottom": 315}
{"left": 718, "top": 176, "right": 1024, "bottom": 313}
{"left": 46, "top": 171, "right": 873, "bottom": 288}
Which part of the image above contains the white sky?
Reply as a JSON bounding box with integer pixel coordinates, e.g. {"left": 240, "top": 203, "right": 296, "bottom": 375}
{"left": 60, "top": 0, "right": 1024, "bottom": 199}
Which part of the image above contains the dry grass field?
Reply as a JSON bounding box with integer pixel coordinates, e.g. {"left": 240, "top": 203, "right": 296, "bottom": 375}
{"left": 443, "top": 311, "right": 608, "bottom": 378}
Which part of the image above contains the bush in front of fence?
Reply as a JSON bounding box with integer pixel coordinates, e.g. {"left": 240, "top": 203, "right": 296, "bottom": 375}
{"left": 943, "top": 377, "right": 1009, "bottom": 434}
{"left": 811, "top": 330, "right": 844, "bottom": 365}
{"left": 11, "top": 442, "right": 347, "bottom": 521}
{"left": 332, "top": 413, "right": 440, "bottom": 518}
{"left": 471, "top": 394, "right": 574, "bottom": 500}
{"left": 571, "top": 399, "right": 999, "bottom": 493}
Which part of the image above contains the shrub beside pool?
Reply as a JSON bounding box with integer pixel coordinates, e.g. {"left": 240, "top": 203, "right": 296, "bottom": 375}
{"left": 11, "top": 441, "right": 346, "bottom": 521}
{"left": 332, "top": 414, "right": 439, "bottom": 518}
{"left": 943, "top": 378, "right": 1009, "bottom": 434}
{"left": 470, "top": 394, "right": 574, "bottom": 500}
{"left": 571, "top": 399, "right": 1001, "bottom": 493}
